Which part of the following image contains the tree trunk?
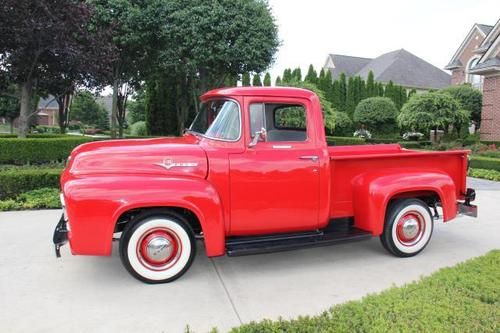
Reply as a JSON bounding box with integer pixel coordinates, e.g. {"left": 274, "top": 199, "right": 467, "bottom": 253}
{"left": 9, "top": 121, "right": 14, "bottom": 134}
{"left": 111, "top": 78, "right": 119, "bottom": 138}
{"left": 18, "top": 80, "right": 33, "bottom": 138}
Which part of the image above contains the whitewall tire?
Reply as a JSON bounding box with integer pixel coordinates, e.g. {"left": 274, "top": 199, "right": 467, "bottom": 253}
{"left": 119, "top": 210, "right": 196, "bottom": 283}
{"left": 380, "top": 199, "right": 433, "bottom": 257}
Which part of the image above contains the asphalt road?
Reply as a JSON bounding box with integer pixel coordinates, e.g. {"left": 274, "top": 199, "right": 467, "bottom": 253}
{"left": 0, "top": 178, "right": 499, "bottom": 333}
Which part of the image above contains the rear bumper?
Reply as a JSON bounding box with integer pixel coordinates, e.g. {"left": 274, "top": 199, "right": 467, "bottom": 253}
{"left": 53, "top": 214, "right": 68, "bottom": 257}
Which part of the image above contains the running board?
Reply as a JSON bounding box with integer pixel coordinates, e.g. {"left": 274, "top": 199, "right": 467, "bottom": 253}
{"left": 226, "top": 225, "right": 372, "bottom": 257}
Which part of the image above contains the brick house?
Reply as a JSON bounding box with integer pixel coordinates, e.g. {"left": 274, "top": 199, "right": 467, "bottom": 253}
{"left": 445, "top": 19, "right": 500, "bottom": 141}
{"left": 324, "top": 49, "right": 451, "bottom": 91}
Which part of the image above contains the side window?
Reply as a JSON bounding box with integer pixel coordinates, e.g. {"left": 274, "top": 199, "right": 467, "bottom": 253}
{"left": 249, "top": 103, "right": 265, "bottom": 138}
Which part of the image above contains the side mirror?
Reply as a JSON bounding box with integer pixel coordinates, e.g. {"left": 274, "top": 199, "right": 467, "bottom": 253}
{"left": 248, "top": 128, "right": 267, "bottom": 148}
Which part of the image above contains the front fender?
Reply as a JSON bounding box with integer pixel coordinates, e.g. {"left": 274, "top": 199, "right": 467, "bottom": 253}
{"left": 352, "top": 171, "right": 457, "bottom": 235}
{"left": 63, "top": 175, "right": 225, "bottom": 257}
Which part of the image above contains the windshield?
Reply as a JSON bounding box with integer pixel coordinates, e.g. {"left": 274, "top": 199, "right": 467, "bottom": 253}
{"left": 189, "top": 100, "right": 241, "bottom": 140}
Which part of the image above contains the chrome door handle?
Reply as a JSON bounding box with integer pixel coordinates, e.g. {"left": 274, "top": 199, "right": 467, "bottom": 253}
{"left": 299, "top": 155, "right": 319, "bottom": 162}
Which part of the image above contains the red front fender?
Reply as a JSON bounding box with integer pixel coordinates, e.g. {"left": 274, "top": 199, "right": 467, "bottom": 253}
{"left": 352, "top": 171, "right": 457, "bottom": 235}
{"left": 63, "top": 175, "right": 225, "bottom": 257}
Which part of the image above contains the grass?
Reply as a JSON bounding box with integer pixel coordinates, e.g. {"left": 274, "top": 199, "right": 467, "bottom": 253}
{"left": 228, "top": 250, "right": 499, "bottom": 333}
{"left": 0, "top": 188, "right": 60, "bottom": 211}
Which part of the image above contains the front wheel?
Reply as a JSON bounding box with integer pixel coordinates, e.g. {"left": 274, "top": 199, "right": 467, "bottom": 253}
{"left": 380, "top": 198, "right": 434, "bottom": 257}
{"left": 119, "top": 210, "right": 196, "bottom": 283}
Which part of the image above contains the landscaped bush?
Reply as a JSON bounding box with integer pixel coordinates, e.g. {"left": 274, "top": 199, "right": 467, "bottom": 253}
{"left": 331, "top": 112, "right": 353, "bottom": 137}
{"left": 469, "top": 168, "right": 500, "bottom": 181}
{"left": 0, "top": 168, "right": 62, "bottom": 199}
{"left": 0, "top": 188, "right": 60, "bottom": 211}
{"left": 130, "top": 121, "right": 147, "bottom": 137}
{"left": 229, "top": 250, "right": 499, "bottom": 333}
{"left": 0, "top": 133, "right": 69, "bottom": 139}
{"left": 326, "top": 136, "right": 365, "bottom": 146}
{"left": 0, "top": 137, "right": 94, "bottom": 164}
{"left": 35, "top": 125, "right": 61, "bottom": 134}
{"left": 470, "top": 156, "right": 500, "bottom": 171}
{"left": 353, "top": 97, "right": 398, "bottom": 135}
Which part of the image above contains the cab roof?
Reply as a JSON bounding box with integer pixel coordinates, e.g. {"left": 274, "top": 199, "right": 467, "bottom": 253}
{"left": 201, "top": 86, "right": 317, "bottom": 101}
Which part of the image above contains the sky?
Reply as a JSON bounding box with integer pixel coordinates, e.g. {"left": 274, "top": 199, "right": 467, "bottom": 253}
{"left": 265, "top": 0, "right": 500, "bottom": 81}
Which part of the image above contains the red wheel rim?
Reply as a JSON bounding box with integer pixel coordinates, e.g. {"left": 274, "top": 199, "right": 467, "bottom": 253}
{"left": 137, "top": 228, "right": 182, "bottom": 271}
{"left": 396, "top": 211, "right": 425, "bottom": 246}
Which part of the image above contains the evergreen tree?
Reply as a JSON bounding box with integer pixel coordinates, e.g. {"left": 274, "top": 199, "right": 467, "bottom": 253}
{"left": 377, "top": 82, "right": 385, "bottom": 96}
{"left": 366, "top": 71, "right": 375, "bottom": 97}
{"left": 145, "top": 76, "right": 178, "bottom": 136}
{"left": 318, "top": 69, "right": 326, "bottom": 91}
{"left": 384, "top": 80, "right": 395, "bottom": 104}
{"left": 282, "top": 68, "right": 292, "bottom": 83}
{"left": 346, "top": 76, "right": 356, "bottom": 116}
{"left": 275, "top": 76, "right": 282, "bottom": 86}
{"left": 252, "top": 73, "right": 263, "bottom": 86}
{"left": 263, "top": 72, "right": 271, "bottom": 86}
{"left": 408, "top": 89, "right": 417, "bottom": 100}
{"left": 304, "top": 64, "right": 318, "bottom": 84}
{"left": 242, "top": 72, "right": 251, "bottom": 86}
{"left": 291, "top": 67, "right": 302, "bottom": 81}
{"left": 323, "top": 70, "right": 334, "bottom": 102}
{"left": 338, "top": 73, "right": 347, "bottom": 113}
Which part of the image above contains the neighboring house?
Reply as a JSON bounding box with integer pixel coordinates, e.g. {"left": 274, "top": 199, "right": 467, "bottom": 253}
{"left": 36, "top": 96, "right": 59, "bottom": 126}
{"left": 445, "top": 19, "right": 500, "bottom": 142}
{"left": 324, "top": 49, "right": 451, "bottom": 91}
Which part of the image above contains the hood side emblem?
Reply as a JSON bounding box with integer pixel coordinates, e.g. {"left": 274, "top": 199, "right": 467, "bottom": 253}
{"left": 154, "top": 158, "right": 199, "bottom": 170}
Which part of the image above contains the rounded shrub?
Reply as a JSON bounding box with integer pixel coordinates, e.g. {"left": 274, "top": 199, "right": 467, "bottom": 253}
{"left": 353, "top": 97, "right": 398, "bottom": 135}
{"left": 130, "top": 121, "right": 147, "bottom": 137}
{"left": 331, "top": 112, "right": 353, "bottom": 137}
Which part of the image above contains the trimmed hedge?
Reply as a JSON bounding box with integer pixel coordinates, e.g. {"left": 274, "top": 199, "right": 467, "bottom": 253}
{"left": 469, "top": 168, "right": 500, "bottom": 181}
{"left": 0, "top": 137, "right": 94, "bottom": 164}
{"left": 0, "top": 133, "right": 71, "bottom": 139}
{"left": 326, "top": 136, "right": 365, "bottom": 146}
{"left": 470, "top": 156, "right": 500, "bottom": 171}
{"left": 230, "top": 250, "right": 500, "bottom": 333}
{"left": 0, "top": 168, "right": 62, "bottom": 199}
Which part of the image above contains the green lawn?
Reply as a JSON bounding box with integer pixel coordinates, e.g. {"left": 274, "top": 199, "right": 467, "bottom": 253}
{"left": 229, "top": 250, "right": 499, "bottom": 333}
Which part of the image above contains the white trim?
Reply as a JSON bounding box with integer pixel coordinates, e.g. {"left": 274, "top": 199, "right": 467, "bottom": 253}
{"left": 479, "top": 19, "right": 500, "bottom": 48}
{"left": 447, "top": 25, "right": 486, "bottom": 68}
{"left": 465, "top": 56, "right": 482, "bottom": 84}
{"left": 391, "top": 205, "right": 433, "bottom": 254}
{"left": 479, "top": 34, "right": 500, "bottom": 64}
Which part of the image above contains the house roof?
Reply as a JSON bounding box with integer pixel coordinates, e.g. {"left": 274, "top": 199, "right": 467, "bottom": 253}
{"left": 38, "top": 96, "right": 58, "bottom": 109}
{"left": 356, "top": 49, "right": 451, "bottom": 89}
{"left": 324, "top": 49, "right": 450, "bottom": 90}
{"left": 471, "top": 18, "right": 500, "bottom": 74}
{"left": 477, "top": 24, "right": 494, "bottom": 36}
{"left": 326, "top": 54, "right": 372, "bottom": 79}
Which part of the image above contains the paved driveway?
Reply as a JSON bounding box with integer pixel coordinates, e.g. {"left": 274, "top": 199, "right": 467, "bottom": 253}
{"left": 0, "top": 179, "right": 499, "bottom": 333}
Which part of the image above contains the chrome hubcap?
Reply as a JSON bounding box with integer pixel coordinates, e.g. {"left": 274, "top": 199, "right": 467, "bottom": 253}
{"left": 401, "top": 218, "right": 419, "bottom": 240}
{"left": 146, "top": 236, "right": 173, "bottom": 262}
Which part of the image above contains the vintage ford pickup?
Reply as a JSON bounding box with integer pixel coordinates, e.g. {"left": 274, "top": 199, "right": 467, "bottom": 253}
{"left": 53, "top": 87, "right": 477, "bottom": 283}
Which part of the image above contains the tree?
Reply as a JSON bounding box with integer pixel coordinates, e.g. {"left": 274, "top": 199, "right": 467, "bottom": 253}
{"left": 354, "top": 97, "right": 398, "bottom": 135}
{"left": 291, "top": 68, "right": 302, "bottom": 82}
{"left": 346, "top": 76, "right": 356, "bottom": 116}
{"left": 127, "top": 88, "right": 147, "bottom": 124}
{"left": 0, "top": 85, "right": 19, "bottom": 133}
{"left": 263, "top": 73, "right": 272, "bottom": 86}
{"left": 252, "top": 73, "right": 263, "bottom": 86}
{"left": 70, "top": 92, "right": 109, "bottom": 130}
{"left": 282, "top": 69, "right": 293, "bottom": 83}
{"left": 332, "top": 111, "right": 353, "bottom": 137}
{"left": 337, "top": 73, "right": 347, "bottom": 113}
{"left": 0, "top": 0, "right": 113, "bottom": 137}
{"left": 398, "top": 92, "right": 465, "bottom": 141}
{"left": 147, "top": 0, "right": 280, "bottom": 135}
{"left": 242, "top": 72, "right": 251, "bottom": 86}
{"left": 442, "top": 84, "right": 482, "bottom": 130}
{"left": 304, "top": 65, "right": 318, "bottom": 84}
{"left": 275, "top": 76, "right": 282, "bottom": 86}
{"left": 145, "top": 76, "right": 178, "bottom": 136}
{"left": 366, "top": 71, "right": 376, "bottom": 97}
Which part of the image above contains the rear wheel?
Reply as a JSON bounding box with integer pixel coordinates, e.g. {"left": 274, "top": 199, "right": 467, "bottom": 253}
{"left": 119, "top": 210, "right": 196, "bottom": 283}
{"left": 380, "top": 199, "right": 433, "bottom": 257}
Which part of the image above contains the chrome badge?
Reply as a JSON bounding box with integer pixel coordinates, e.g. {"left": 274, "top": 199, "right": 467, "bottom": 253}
{"left": 154, "top": 158, "right": 199, "bottom": 170}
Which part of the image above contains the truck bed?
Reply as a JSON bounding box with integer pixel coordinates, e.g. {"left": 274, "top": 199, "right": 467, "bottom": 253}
{"left": 328, "top": 144, "right": 469, "bottom": 219}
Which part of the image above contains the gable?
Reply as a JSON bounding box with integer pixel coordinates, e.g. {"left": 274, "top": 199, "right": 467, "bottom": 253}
{"left": 445, "top": 24, "right": 488, "bottom": 70}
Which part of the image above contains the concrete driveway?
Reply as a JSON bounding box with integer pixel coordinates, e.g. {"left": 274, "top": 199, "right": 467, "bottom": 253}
{"left": 0, "top": 178, "right": 499, "bottom": 333}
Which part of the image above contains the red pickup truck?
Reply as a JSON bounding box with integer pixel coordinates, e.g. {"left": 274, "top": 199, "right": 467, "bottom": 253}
{"left": 53, "top": 87, "right": 477, "bottom": 283}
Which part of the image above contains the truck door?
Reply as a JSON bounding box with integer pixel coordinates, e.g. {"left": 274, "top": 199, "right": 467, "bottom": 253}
{"left": 229, "top": 98, "right": 320, "bottom": 235}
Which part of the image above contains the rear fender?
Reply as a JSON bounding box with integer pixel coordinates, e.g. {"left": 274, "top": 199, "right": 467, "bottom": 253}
{"left": 63, "top": 175, "right": 225, "bottom": 257}
{"left": 352, "top": 171, "right": 457, "bottom": 235}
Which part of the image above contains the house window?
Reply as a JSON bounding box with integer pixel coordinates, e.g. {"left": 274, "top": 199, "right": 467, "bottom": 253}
{"left": 467, "top": 57, "right": 482, "bottom": 89}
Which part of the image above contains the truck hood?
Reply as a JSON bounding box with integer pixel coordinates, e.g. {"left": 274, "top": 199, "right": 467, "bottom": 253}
{"left": 67, "top": 135, "right": 207, "bottom": 178}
